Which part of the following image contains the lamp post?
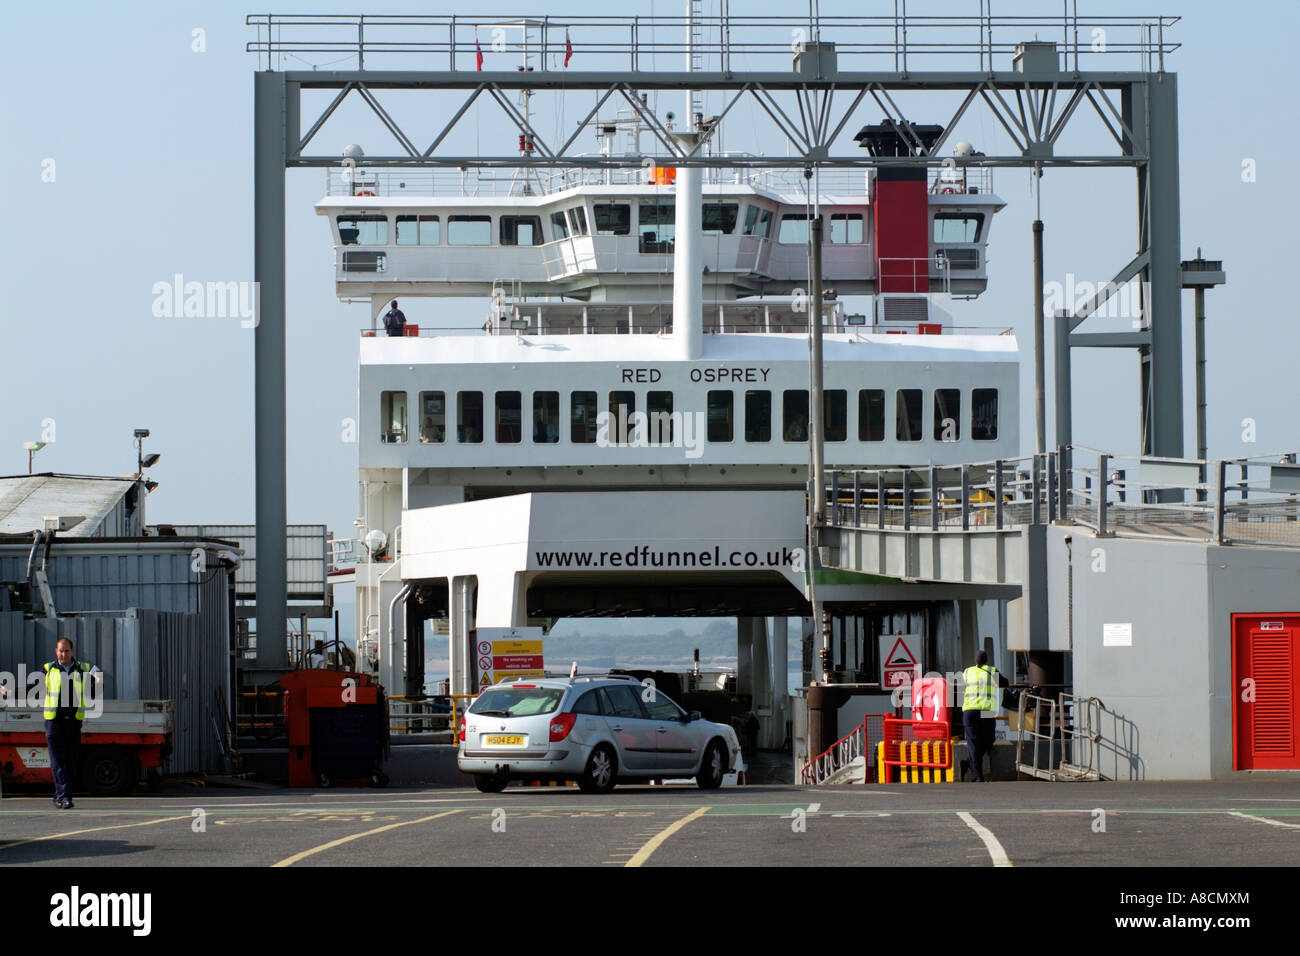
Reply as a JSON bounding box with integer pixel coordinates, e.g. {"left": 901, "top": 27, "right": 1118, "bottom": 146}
{"left": 23, "top": 441, "right": 46, "bottom": 474}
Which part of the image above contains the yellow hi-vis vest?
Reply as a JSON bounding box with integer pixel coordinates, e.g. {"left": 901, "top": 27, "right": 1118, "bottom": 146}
{"left": 43, "top": 662, "right": 93, "bottom": 720}
{"left": 962, "top": 665, "right": 997, "bottom": 712}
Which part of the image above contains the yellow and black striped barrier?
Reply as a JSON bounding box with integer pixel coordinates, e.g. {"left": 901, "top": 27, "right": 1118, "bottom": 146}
{"left": 877, "top": 740, "right": 955, "bottom": 783}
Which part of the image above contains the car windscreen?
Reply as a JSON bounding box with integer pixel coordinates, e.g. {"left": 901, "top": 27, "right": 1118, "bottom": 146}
{"left": 469, "top": 687, "right": 565, "bottom": 717}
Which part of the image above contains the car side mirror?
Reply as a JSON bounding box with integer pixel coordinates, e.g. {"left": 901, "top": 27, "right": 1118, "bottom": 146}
{"left": 686, "top": 710, "right": 702, "bottom": 722}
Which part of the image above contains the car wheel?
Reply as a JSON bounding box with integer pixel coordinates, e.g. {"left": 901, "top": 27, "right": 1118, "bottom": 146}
{"left": 697, "top": 740, "right": 726, "bottom": 790}
{"left": 579, "top": 745, "right": 616, "bottom": 794}
{"left": 473, "top": 772, "right": 508, "bottom": 794}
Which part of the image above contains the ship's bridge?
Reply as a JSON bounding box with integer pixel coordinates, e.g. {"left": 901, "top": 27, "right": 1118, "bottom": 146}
{"left": 315, "top": 167, "right": 1003, "bottom": 301}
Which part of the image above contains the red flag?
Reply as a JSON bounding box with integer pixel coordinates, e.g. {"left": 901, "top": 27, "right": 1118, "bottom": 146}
{"left": 564, "top": 28, "right": 573, "bottom": 68}
{"left": 475, "top": 36, "right": 484, "bottom": 71}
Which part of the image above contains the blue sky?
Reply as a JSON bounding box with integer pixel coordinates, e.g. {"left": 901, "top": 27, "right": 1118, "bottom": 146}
{"left": 3, "top": 2, "right": 1296, "bottom": 642}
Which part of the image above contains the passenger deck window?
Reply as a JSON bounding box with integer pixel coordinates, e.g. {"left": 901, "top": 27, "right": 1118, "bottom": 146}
{"left": 825, "top": 390, "right": 847, "bottom": 442}
{"left": 702, "top": 203, "right": 739, "bottom": 235}
{"left": 380, "top": 391, "right": 407, "bottom": 443}
{"left": 593, "top": 203, "right": 631, "bottom": 236}
{"left": 533, "top": 391, "right": 560, "bottom": 443}
{"left": 707, "top": 391, "right": 734, "bottom": 442}
{"left": 777, "top": 214, "right": 821, "bottom": 246}
{"left": 550, "top": 211, "right": 570, "bottom": 240}
{"left": 569, "top": 206, "right": 589, "bottom": 236}
{"left": 396, "top": 215, "right": 439, "bottom": 245}
{"left": 648, "top": 391, "right": 674, "bottom": 444}
{"left": 419, "top": 391, "right": 445, "bottom": 443}
{"left": 972, "top": 388, "right": 999, "bottom": 441}
{"left": 896, "top": 389, "right": 922, "bottom": 442}
{"left": 337, "top": 215, "right": 388, "bottom": 246}
{"left": 783, "top": 390, "right": 809, "bottom": 442}
{"left": 500, "top": 215, "right": 542, "bottom": 246}
{"left": 571, "top": 391, "right": 598, "bottom": 444}
{"left": 743, "top": 205, "right": 772, "bottom": 238}
{"left": 934, "top": 389, "right": 960, "bottom": 441}
{"left": 933, "top": 213, "right": 985, "bottom": 243}
{"left": 639, "top": 202, "right": 675, "bottom": 252}
{"left": 608, "top": 391, "right": 636, "bottom": 444}
{"left": 448, "top": 215, "right": 492, "bottom": 246}
{"left": 858, "top": 390, "right": 885, "bottom": 442}
{"left": 457, "top": 391, "right": 483, "bottom": 443}
{"left": 745, "top": 391, "right": 771, "bottom": 442}
{"left": 496, "top": 391, "right": 522, "bottom": 443}
{"left": 830, "top": 213, "right": 864, "bottom": 244}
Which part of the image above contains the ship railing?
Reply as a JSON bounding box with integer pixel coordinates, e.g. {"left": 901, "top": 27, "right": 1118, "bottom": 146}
{"left": 249, "top": 14, "right": 1178, "bottom": 75}
{"left": 1015, "top": 692, "right": 1105, "bottom": 782}
{"left": 387, "top": 696, "right": 455, "bottom": 739}
{"left": 359, "top": 320, "right": 1015, "bottom": 340}
{"left": 799, "top": 717, "right": 863, "bottom": 786}
{"left": 824, "top": 446, "right": 1300, "bottom": 548}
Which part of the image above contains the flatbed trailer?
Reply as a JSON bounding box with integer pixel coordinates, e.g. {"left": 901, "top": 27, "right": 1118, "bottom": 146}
{"left": 0, "top": 700, "right": 175, "bottom": 796}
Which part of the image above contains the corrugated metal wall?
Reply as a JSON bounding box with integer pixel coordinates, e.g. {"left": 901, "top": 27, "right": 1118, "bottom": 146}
{"left": 0, "top": 541, "right": 235, "bottom": 776}
{"left": 0, "top": 610, "right": 229, "bottom": 775}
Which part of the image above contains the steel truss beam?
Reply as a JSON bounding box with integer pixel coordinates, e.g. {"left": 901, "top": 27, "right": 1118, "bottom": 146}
{"left": 282, "top": 70, "right": 1154, "bottom": 169}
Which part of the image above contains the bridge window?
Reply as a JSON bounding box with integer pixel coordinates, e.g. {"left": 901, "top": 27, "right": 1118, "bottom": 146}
{"left": 569, "top": 206, "right": 589, "bottom": 236}
{"left": 608, "top": 391, "right": 636, "bottom": 444}
{"left": 500, "top": 215, "right": 542, "bottom": 246}
{"left": 648, "top": 391, "right": 674, "bottom": 444}
{"left": 708, "top": 391, "right": 734, "bottom": 442}
{"left": 783, "top": 390, "right": 809, "bottom": 442}
{"left": 448, "top": 215, "right": 492, "bottom": 246}
{"left": 896, "top": 389, "right": 922, "bottom": 442}
{"left": 396, "top": 215, "right": 440, "bottom": 245}
{"left": 639, "top": 202, "right": 675, "bottom": 252}
{"left": 533, "top": 391, "right": 560, "bottom": 443}
{"left": 550, "top": 211, "right": 570, "bottom": 240}
{"left": 337, "top": 215, "right": 387, "bottom": 246}
{"left": 496, "top": 391, "right": 522, "bottom": 443}
{"left": 972, "top": 388, "right": 999, "bottom": 440}
{"left": 703, "top": 202, "right": 739, "bottom": 235}
{"left": 418, "top": 391, "right": 445, "bottom": 443}
{"left": 571, "top": 391, "right": 598, "bottom": 444}
{"left": 778, "top": 214, "right": 821, "bottom": 245}
{"left": 745, "top": 390, "right": 771, "bottom": 442}
{"left": 934, "top": 389, "right": 960, "bottom": 441}
{"left": 830, "top": 213, "right": 864, "bottom": 244}
{"left": 593, "top": 203, "right": 631, "bottom": 236}
{"left": 933, "top": 213, "right": 985, "bottom": 243}
{"left": 380, "top": 391, "right": 407, "bottom": 443}
{"left": 825, "top": 390, "right": 847, "bottom": 441}
{"left": 858, "top": 389, "right": 885, "bottom": 442}
{"left": 457, "top": 391, "right": 483, "bottom": 443}
{"left": 743, "top": 205, "right": 772, "bottom": 238}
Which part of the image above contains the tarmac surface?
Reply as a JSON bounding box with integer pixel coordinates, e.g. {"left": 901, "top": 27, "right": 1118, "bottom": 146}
{"left": 2, "top": 780, "right": 1299, "bottom": 867}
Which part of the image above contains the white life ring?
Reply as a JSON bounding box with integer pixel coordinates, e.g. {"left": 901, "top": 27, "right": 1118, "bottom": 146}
{"left": 356, "top": 189, "right": 376, "bottom": 197}
{"left": 940, "top": 186, "right": 958, "bottom": 195}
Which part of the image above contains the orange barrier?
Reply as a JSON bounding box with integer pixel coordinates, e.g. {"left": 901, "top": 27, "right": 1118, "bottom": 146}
{"left": 879, "top": 718, "right": 955, "bottom": 783}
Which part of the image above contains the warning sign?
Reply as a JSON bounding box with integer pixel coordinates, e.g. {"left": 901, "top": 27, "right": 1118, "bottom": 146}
{"left": 472, "top": 627, "right": 545, "bottom": 686}
{"left": 879, "top": 634, "right": 922, "bottom": 690}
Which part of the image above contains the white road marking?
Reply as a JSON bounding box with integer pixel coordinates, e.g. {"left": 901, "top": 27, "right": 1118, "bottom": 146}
{"left": 807, "top": 803, "right": 821, "bottom": 813}
{"left": 1228, "top": 811, "right": 1300, "bottom": 830}
{"left": 956, "top": 811, "right": 1013, "bottom": 867}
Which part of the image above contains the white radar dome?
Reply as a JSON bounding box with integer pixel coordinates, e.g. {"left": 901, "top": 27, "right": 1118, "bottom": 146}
{"left": 953, "top": 141, "right": 974, "bottom": 156}
{"left": 365, "top": 528, "right": 388, "bottom": 554}
{"left": 342, "top": 144, "right": 366, "bottom": 160}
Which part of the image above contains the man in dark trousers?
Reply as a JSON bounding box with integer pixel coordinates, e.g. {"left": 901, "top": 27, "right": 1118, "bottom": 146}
{"left": 43, "top": 637, "right": 102, "bottom": 809}
{"left": 382, "top": 299, "right": 407, "bottom": 337}
{"left": 961, "top": 650, "right": 1005, "bottom": 782}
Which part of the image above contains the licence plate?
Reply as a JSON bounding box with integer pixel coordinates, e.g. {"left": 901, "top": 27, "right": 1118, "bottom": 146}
{"left": 485, "top": 735, "right": 525, "bottom": 746}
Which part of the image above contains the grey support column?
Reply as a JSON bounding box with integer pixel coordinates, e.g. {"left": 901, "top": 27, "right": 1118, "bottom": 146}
{"left": 254, "top": 72, "right": 288, "bottom": 671}
{"left": 1135, "top": 73, "right": 1184, "bottom": 460}
{"left": 450, "top": 576, "right": 476, "bottom": 696}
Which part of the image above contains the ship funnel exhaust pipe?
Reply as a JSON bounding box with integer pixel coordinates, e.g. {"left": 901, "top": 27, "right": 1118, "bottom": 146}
{"left": 671, "top": 133, "right": 703, "bottom": 359}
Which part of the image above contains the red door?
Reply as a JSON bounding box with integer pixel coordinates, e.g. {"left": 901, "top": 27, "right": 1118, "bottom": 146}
{"left": 1232, "top": 614, "right": 1300, "bottom": 770}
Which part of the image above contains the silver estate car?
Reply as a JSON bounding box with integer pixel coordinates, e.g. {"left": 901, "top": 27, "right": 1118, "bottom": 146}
{"left": 458, "top": 675, "right": 744, "bottom": 793}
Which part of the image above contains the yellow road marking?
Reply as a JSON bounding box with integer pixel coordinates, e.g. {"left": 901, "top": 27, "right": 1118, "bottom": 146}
{"left": 625, "top": 806, "right": 710, "bottom": 868}
{"left": 1, "top": 815, "right": 191, "bottom": 850}
{"left": 272, "top": 809, "right": 462, "bottom": 867}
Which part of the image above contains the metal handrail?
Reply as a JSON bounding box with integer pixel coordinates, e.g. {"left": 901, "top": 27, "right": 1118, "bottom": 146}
{"left": 799, "top": 717, "right": 865, "bottom": 785}
{"left": 248, "top": 13, "right": 1180, "bottom": 73}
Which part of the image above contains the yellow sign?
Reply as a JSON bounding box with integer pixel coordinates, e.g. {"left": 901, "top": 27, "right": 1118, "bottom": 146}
{"left": 493, "top": 640, "right": 543, "bottom": 655}
{"left": 479, "top": 673, "right": 491, "bottom": 687}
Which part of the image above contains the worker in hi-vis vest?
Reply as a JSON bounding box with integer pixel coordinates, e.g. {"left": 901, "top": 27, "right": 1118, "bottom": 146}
{"left": 961, "top": 650, "right": 1006, "bottom": 782}
{"left": 43, "top": 637, "right": 103, "bottom": 809}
